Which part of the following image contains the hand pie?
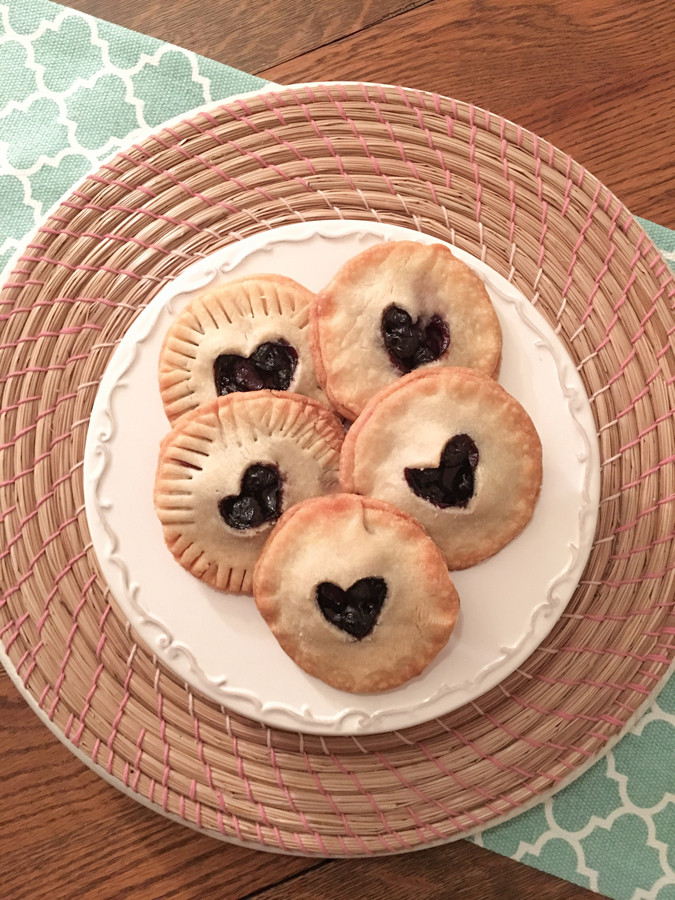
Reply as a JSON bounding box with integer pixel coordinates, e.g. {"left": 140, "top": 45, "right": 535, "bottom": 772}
{"left": 310, "top": 241, "right": 501, "bottom": 419}
{"left": 253, "top": 493, "right": 460, "bottom": 692}
{"left": 154, "top": 391, "right": 344, "bottom": 594}
{"left": 160, "top": 274, "right": 326, "bottom": 424}
{"left": 340, "top": 368, "right": 542, "bottom": 569}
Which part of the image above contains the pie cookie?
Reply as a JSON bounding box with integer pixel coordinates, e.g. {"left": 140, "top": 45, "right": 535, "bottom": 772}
{"left": 154, "top": 391, "right": 345, "bottom": 594}
{"left": 159, "top": 274, "right": 326, "bottom": 424}
{"left": 310, "top": 241, "right": 502, "bottom": 419}
{"left": 253, "top": 493, "right": 460, "bottom": 693}
{"left": 340, "top": 368, "right": 543, "bottom": 570}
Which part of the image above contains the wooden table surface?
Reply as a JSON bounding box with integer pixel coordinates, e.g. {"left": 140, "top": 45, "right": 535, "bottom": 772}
{"left": 2, "top": 1, "right": 674, "bottom": 898}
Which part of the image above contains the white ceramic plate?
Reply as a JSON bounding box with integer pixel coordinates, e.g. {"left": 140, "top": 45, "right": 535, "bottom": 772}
{"left": 83, "top": 220, "right": 600, "bottom": 735}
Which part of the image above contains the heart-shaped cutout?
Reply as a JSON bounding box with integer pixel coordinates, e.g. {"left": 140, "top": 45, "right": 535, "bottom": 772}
{"left": 219, "top": 464, "right": 282, "bottom": 530}
{"left": 316, "top": 577, "right": 388, "bottom": 640}
{"left": 381, "top": 304, "right": 450, "bottom": 373}
{"left": 405, "top": 434, "right": 479, "bottom": 508}
{"left": 214, "top": 339, "right": 298, "bottom": 395}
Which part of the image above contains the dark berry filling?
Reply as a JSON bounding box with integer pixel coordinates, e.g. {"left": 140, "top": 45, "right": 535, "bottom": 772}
{"left": 316, "top": 577, "right": 387, "bottom": 640}
{"left": 405, "top": 434, "right": 479, "bottom": 508}
{"left": 381, "top": 305, "right": 450, "bottom": 373}
{"left": 214, "top": 340, "right": 298, "bottom": 396}
{"left": 219, "top": 464, "right": 282, "bottom": 530}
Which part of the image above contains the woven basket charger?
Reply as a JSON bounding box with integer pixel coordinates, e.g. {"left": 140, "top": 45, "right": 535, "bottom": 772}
{"left": 1, "top": 83, "right": 674, "bottom": 857}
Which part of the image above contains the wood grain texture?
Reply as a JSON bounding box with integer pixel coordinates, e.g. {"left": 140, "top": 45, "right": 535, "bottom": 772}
{"left": 262, "top": 0, "right": 675, "bottom": 228}
{"left": 0, "top": 669, "right": 319, "bottom": 900}
{"left": 64, "top": 0, "right": 433, "bottom": 74}
{"left": 249, "top": 842, "right": 597, "bottom": 900}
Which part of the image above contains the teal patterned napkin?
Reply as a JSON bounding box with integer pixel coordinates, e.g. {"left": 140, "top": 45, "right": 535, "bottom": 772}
{"left": 0, "top": 0, "right": 265, "bottom": 275}
{"left": 1, "top": 2, "right": 674, "bottom": 896}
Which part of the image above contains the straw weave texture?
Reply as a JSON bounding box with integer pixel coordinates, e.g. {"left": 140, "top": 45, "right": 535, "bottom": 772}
{"left": 1, "top": 83, "right": 674, "bottom": 856}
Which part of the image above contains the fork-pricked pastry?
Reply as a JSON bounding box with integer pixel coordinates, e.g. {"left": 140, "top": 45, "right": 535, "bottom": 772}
{"left": 154, "top": 391, "right": 345, "bottom": 594}
{"left": 159, "top": 274, "right": 326, "bottom": 424}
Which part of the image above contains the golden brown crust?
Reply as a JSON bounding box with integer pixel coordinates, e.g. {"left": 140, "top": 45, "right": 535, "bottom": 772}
{"left": 159, "top": 274, "right": 327, "bottom": 424}
{"left": 340, "top": 368, "right": 543, "bottom": 570}
{"left": 310, "top": 241, "right": 502, "bottom": 420}
{"left": 154, "top": 391, "right": 345, "bottom": 594}
{"left": 253, "top": 494, "right": 460, "bottom": 693}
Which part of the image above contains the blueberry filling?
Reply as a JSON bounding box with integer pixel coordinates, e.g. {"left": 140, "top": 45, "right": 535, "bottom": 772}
{"left": 219, "top": 464, "right": 282, "bottom": 530}
{"left": 316, "top": 577, "right": 387, "bottom": 640}
{"left": 405, "top": 434, "right": 479, "bottom": 508}
{"left": 214, "top": 340, "right": 298, "bottom": 395}
{"left": 381, "top": 305, "right": 450, "bottom": 373}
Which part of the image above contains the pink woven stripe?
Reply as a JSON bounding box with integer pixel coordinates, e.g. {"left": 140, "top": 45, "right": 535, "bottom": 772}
{"left": 560, "top": 154, "right": 574, "bottom": 217}
{"left": 411, "top": 106, "right": 448, "bottom": 198}
{"left": 302, "top": 751, "right": 374, "bottom": 845}
{"left": 112, "top": 149, "right": 245, "bottom": 216}
{"left": 581, "top": 561, "right": 675, "bottom": 589}
{"left": 268, "top": 749, "right": 314, "bottom": 840}
{"left": 559, "top": 182, "right": 601, "bottom": 323}
{"left": 155, "top": 680, "right": 173, "bottom": 813}
{"left": 38, "top": 224, "right": 194, "bottom": 261}
{"left": 610, "top": 529, "right": 675, "bottom": 560}
{"left": 450, "top": 712, "right": 591, "bottom": 760}
{"left": 2, "top": 611, "right": 29, "bottom": 651}
{"left": 579, "top": 241, "right": 618, "bottom": 326}
{"left": 133, "top": 137, "right": 282, "bottom": 204}
{"left": 559, "top": 644, "right": 671, "bottom": 665}
{"left": 375, "top": 751, "right": 476, "bottom": 828}
{"left": 619, "top": 453, "right": 675, "bottom": 492}
{"left": 0, "top": 352, "right": 90, "bottom": 389}
{"left": 614, "top": 491, "right": 675, "bottom": 535}
{"left": 49, "top": 573, "right": 96, "bottom": 700}
{"left": 106, "top": 664, "right": 133, "bottom": 768}
{"left": 72, "top": 662, "right": 104, "bottom": 747}
{"left": 512, "top": 694, "right": 625, "bottom": 728}
{"left": 468, "top": 106, "right": 484, "bottom": 249}
{"left": 0, "top": 503, "right": 17, "bottom": 525}
{"left": 0, "top": 501, "right": 82, "bottom": 580}
{"left": 0, "top": 322, "right": 101, "bottom": 350}
{"left": 57, "top": 198, "right": 225, "bottom": 237}
{"left": 0, "top": 297, "right": 136, "bottom": 324}
{"left": 629, "top": 275, "right": 674, "bottom": 345}
{"left": 36, "top": 546, "right": 89, "bottom": 634}
{"left": 0, "top": 619, "right": 16, "bottom": 639}
{"left": 0, "top": 392, "right": 78, "bottom": 452}
{"left": 0, "top": 395, "right": 41, "bottom": 415}
{"left": 0, "top": 428, "right": 73, "bottom": 488}
{"left": 424, "top": 742, "right": 501, "bottom": 821}
{"left": 0, "top": 469, "right": 78, "bottom": 566}
{"left": 615, "top": 407, "right": 675, "bottom": 454}
{"left": 2, "top": 504, "right": 86, "bottom": 611}
{"left": 329, "top": 752, "right": 410, "bottom": 849}
{"left": 1, "top": 278, "right": 46, "bottom": 290}
{"left": 231, "top": 734, "right": 282, "bottom": 841}
{"left": 17, "top": 253, "right": 161, "bottom": 282}
{"left": 535, "top": 670, "right": 651, "bottom": 697}
{"left": 526, "top": 130, "right": 550, "bottom": 295}
{"left": 417, "top": 741, "right": 509, "bottom": 824}
{"left": 565, "top": 600, "right": 675, "bottom": 623}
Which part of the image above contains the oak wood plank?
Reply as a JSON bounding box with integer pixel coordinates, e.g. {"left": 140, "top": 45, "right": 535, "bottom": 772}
{"left": 244, "top": 840, "right": 596, "bottom": 900}
{"left": 261, "top": 0, "right": 675, "bottom": 228}
{"left": 64, "top": 0, "right": 434, "bottom": 74}
{"left": 0, "top": 668, "right": 320, "bottom": 900}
